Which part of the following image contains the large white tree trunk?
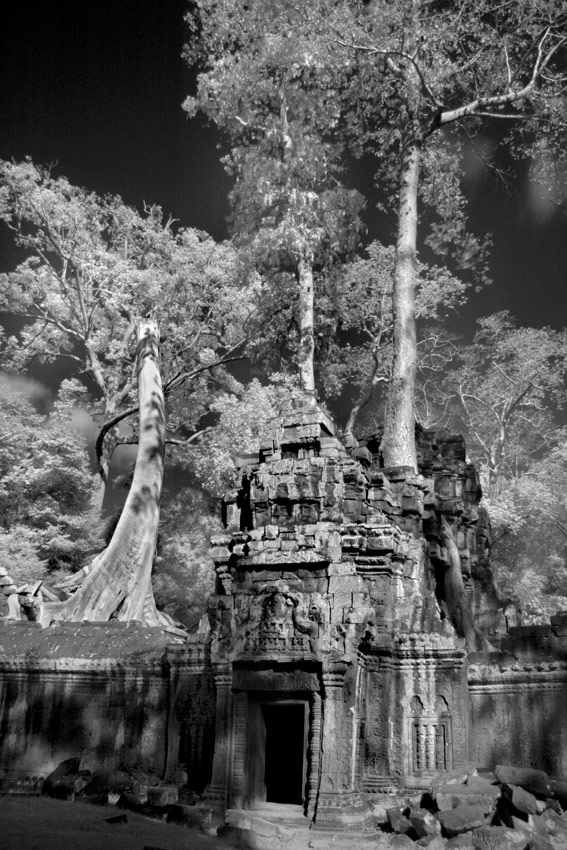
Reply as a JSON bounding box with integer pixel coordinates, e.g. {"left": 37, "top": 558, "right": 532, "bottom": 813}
{"left": 381, "top": 138, "right": 420, "bottom": 471}
{"left": 42, "top": 320, "right": 168, "bottom": 627}
{"left": 297, "top": 252, "right": 316, "bottom": 395}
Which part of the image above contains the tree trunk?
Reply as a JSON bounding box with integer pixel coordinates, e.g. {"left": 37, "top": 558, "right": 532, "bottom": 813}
{"left": 440, "top": 517, "right": 493, "bottom": 652}
{"left": 381, "top": 136, "right": 420, "bottom": 470}
{"left": 297, "top": 251, "right": 316, "bottom": 395}
{"left": 343, "top": 353, "right": 384, "bottom": 446}
{"left": 42, "top": 320, "right": 168, "bottom": 628}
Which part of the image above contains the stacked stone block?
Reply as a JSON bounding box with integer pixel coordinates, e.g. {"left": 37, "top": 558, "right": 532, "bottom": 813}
{"left": 204, "top": 397, "right": 491, "bottom": 826}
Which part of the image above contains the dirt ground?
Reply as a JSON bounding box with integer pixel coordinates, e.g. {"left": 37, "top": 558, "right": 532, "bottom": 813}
{"left": 1, "top": 795, "right": 239, "bottom": 850}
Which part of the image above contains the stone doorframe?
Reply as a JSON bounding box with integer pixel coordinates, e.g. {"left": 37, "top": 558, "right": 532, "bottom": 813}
{"left": 229, "top": 689, "right": 322, "bottom": 818}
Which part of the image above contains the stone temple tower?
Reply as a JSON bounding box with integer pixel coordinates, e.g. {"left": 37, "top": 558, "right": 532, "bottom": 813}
{"left": 203, "top": 395, "right": 495, "bottom": 830}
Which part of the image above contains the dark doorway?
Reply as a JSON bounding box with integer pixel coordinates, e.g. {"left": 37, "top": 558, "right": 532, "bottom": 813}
{"left": 261, "top": 703, "right": 306, "bottom": 804}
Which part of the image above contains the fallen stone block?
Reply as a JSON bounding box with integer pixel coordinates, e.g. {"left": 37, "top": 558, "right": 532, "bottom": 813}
{"left": 470, "top": 825, "right": 529, "bottom": 849}
{"left": 541, "top": 809, "right": 567, "bottom": 842}
{"left": 146, "top": 785, "right": 179, "bottom": 807}
{"left": 84, "top": 768, "right": 133, "bottom": 795}
{"left": 507, "top": 784, "right": 540, "bottom": 816}
{"left": 117, "top": 791, "right": 144, "bottom": 812}
{"left": 387, "top": 805, "right": 414, "bottom": 835}
{"left": 467, "top": 773, "right": 498, "bottom": 787}
{"left": 435, "top": 783, "right": 500, "bottom": 813}
{"left": 388, "top": 836, "right": 416, "bottom": 848}
{"left": 410, "top": 807, "right": 442, "bottom": 838}
{"left": 416, "top": 835, "right": 446, "bottom": 849}
{"left": 42, "top": 757, "right": 82, "bottom": 798}
{"left": 438, "top": 804, "right": 489, "bottom": 837}
{"left": 446, "top": 835, "right": 476, "bottom": 849}
{"left": 431, "top": 767, "right": 477, "bottom": 796}
{"left": 495, "top": 766, "right": 552, "bottom": 798}
{"left": 511, "top": 813, "right": 553, "bottom": 839}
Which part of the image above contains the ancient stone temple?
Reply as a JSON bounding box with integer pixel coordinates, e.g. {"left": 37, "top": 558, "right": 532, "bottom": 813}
{"left": 201, "top": 395, "right": 494, "bottom": 830}
{"left": 3, "top": 393, "right": 567, "bottom": 841}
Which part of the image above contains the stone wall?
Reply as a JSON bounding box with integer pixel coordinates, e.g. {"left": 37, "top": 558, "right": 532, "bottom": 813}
{"left": 0, "top": 622, "right": 215, "bottom": 792}
{"left": 468, "top": 615, "right": 567, "bottom": 776}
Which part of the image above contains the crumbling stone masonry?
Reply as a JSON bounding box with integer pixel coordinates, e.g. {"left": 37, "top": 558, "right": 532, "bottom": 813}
{"left": 202, "top": 395, "right": 500, "bottom": 829}
{"left": 0, "top": 622, "right": 214, "bottom": 793}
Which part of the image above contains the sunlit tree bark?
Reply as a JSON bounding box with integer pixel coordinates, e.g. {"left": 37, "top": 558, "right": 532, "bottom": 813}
{"left": 42, "top": 320, "right": 168, "bottom": 627}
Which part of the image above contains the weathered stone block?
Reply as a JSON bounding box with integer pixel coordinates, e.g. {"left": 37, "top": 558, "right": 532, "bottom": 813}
{"left": 147, "top": 785, "right": 179, "bottom": 807}
{"left": 418, "top": 837, "right": 447, "bottom": 849}
{"left": 388, "top": 835, "right": 416, "bottom": 848}
{"left": 507, "top": 784, "right": 540, "bottom": 815}
{"left": 410, "top": 807, "right": 442, "bottom": 837}
{"left": 541, "top": 809, "right": 567, "bottom": 841}
{"left": 437, "top": 805, "right": 489, "bottom": 837}
{"left": 470, "top": 825, "right": 531, "bottom": 849}
{"left": 435, "top": 783, "right": 500, "bottom": 812}
{"left": 387, "top": 806, "right": 413, "bottom": 834}
{"left": 446, "top": 836, "right": 477, "bottom": 849}
{"left": 495, "top": 766, "right": 552, "bottom": 798}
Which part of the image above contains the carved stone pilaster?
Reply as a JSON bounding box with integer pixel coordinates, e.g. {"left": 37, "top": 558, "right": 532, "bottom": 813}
{"left": 314, "top": 668, "right": 368, "bottom": 829}
{"left": 306, "top": 691, "right": 322, "bottom": 818}
{"left": 202, "top": 668, "right": 232, "bottom": 814}
{"left": 229, "top": 690, "right": 247, "bottom": 809}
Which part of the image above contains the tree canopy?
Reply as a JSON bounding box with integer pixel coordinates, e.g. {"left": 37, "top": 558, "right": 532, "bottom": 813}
{"left": 186, "top": 0, "right": 567, "bottom": 467}
{"left": 0, "top": 381, "right": 101, "bottom": 600}
{"left": 0, "top": 158, "right": 251, "bottom": 504}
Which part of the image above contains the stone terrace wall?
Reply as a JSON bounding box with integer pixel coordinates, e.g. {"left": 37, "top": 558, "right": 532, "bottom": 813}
{"left": 0, "top": 622, "right": 215, "bottom": 792}
{"left": 469, "top": 614, "right": 567, "bottom": 776}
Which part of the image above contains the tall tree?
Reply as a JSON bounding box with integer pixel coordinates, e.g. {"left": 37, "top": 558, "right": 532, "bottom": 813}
{"left": 185, "top": 0, "right": 567, "bottom": 468}
{"left": 43, "top": 321, "right": 171, "bottom": 627}
{"left": 184, "top": 9, "right": 363, "bottom": 393}
{"left": 0, "top": 158, "right": 249, "bottom": 506}
{"left": 316, "top": 241, "right": 468, "bottom": 442}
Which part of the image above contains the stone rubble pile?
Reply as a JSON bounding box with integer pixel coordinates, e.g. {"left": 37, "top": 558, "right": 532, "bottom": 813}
{"left": 383, "top": 763, "right": 567, "bottom": 849}
{"left": 33, "top": 756, "right": 205, "bottom": 829}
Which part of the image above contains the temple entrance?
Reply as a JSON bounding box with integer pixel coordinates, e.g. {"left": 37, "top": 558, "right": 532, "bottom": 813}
{"left": 245, "top": 698, "right": 308, "bottom": 808}
{"left": 263, "top": 703, "right": 306, "bottom": 804}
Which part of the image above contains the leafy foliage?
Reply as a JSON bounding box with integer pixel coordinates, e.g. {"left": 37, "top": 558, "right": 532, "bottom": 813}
{"left": 0, "top": 158, "right": 251, "bottom": 499}
{"left": 153, "top": 487, "right": 221, "bottom": 631}
{"left": 0, "top": 383, "right": 101, "bottom": 595}
{"left": 185, "top": 2, "right": 364, "bottom": 391}
{"left": 487, "top": 460, "right": 567, "bottom": 624}
{"left": 440, "top": 313, "right": 567, "bottom": 499}
{"left": 183, "top": 374, "right": 302, "bottom": 498}
{"left": 316, "top": 241, "right": 468, "bottom": 436}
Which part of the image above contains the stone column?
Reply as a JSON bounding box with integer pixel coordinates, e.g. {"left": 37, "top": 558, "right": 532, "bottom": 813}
{"left": 229, "top": 690, "right": 247, "bottom": 809}
{"left": 306, "top": 691, "right": 322, "bottom": 818}
{"left": 202, "top": 667, "right": 232, "bottom": 822}
{"left": 314, "top": 668, "right": 367, "bottom": 829}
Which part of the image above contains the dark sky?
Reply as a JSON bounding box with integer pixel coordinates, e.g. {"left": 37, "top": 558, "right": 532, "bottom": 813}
{"left": 1, "top": 0, "right": 566, "bottom": 335}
